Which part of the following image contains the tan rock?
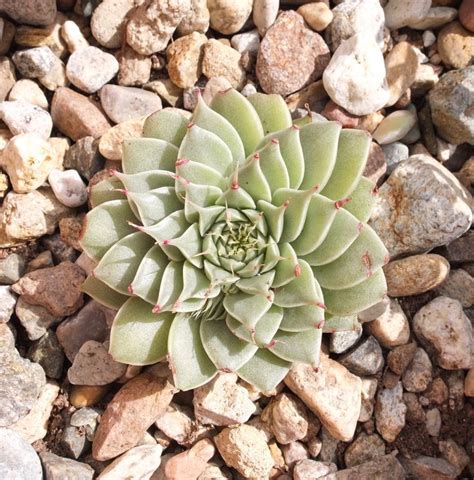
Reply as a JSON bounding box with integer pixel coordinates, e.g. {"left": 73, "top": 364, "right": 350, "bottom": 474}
{"left": 387, "top": 342, "right": 417, "bottom": 375}
{"left": 0, "top": 18, "right": 15, "bottom": 56}
{"left": 281, "top": 441, "right": 309, "bottom": 469}
{"left": 38, "top": 57, "right": 67, "bottom": 91}
{"left": 92, "top": 372, "right": 176, "bottom": 460}
{"left": 202, "top": 76, "right": 233, "bottom": 105}
{"left": 145, "top": 79, "right": 183, "bottom": 107}
{"left": 439, "top": 438, "right": 470, "bottom": 476}
{"left": 285, "top": 80, "right": 328, "bottom": 112}
{"left": 0, "top": 57, "right": 15, "bottom": 101}
{"left": 402, "top": 348, "right": 433, "bottom": 393}
{"left": 284, "top": 356, "right": 362, "bottom": 442}
{"left": 437, "top": 21, "right": 474, "bottom": 69}
{"left": 51, "top": 87, "right": 111, "bottom": 141}
{"left": 177, "top": 0, "right": 210, "bottom": 35}
{"left": 167, "top": 32, "right": 207, "bottom": 89}
{"left": 47, "top": 137, "right": 69, "bottom": 168}
{"left": 207, "top": 0, "right": 253, "bottom": 35}
{"left": 8, "top": 79, "right": 48, "bottom": 109}
{"left": 297, "top": 2, "right": 334, "bottom": 32}
{"left": 70, "top": 385, "right": 110, "bottom": 408}
{"left": 215, "top": 425, "right": 274, "bottom": 480}
{"left": 61, "top": 20, "right": 89, "bottom": 53}
{"left": 118, "top": 44, "right": 152, "bottom": 87}
{"left": 59, "top": 215, "right": 83, "bottom": 251}
{"left": 99, "top": 118, "right": 145, "bottom": 161}
{"left": 465, "top": 368, "right": 474, "bottom": 396}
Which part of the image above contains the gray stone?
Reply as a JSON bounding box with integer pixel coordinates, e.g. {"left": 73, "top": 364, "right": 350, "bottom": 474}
{"left": 437, "top": 269, "right": 474, "bottom": 308}
{"left": 0, "top": 348, "right": 46, "bottom": 427}
{"left": 12, "top": 46, "right": 56, "bottom": 78}
{"left": 40, "top": 451, "right": 94, "bottom": 480}
{"left": 0, "top": 0, "right": 56, "bottom": 26}
{"left": 338, "top": 336, "right": 384, "bottom": 376}
{"left": 0, "top": 428, "right": 42, "bottom": 480}
{"left": 384, "top": 0, "right": 431, "bottom": 30}
{"left": 28, "top": 330, "right": 64, "bottom": 379}
{"left": 381, "top": 142, "right": 409, "bottom": 174}
{"left": 319, "top": 427, "right": 339, "bottom": 463}
{"left": 63, "top": 136, "right": 104, "bottom": 181}
{"left": 0, "top": 99, "right": 53, "bottom": 139}
{"left": 329, "top": 323, "right": 362, "bottom": 354}
{"left": 344, "top": 432, "right": 385, "bottom": 467}
{"left": 15, "top": 296, "right": 62, "bottom": 341}
{"left": 0, "top": 322, "right": 15, "bottom": 351}
{"left": 0, "top": 286, "right": 16, "bottom": 323}
{"left": 60, "top": 424, "right": 89, "bottom": 459}
{"left": 70, "top": 407, "right": 100, "bottom": 441}
{"left": 400, "top": 455, "right": 458, "bottom": 480}
{"left": 0, "top": 253, "right": 25, "bottom": 284}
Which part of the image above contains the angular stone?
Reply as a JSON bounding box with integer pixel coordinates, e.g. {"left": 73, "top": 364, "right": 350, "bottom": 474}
{"left": 285, "top": 356, "right": 362, "bottom": 442}
{"left": 0, "top": 253, "right": 25, "bottom": 284}
{"left": 387, "top": 342, "right": 418, "bottom": 375}
{"left": 12, "top": 46, "right": 56, "bottom": 78}
{"left": 438, "top": 21, "right": 474, "bottom": 70}
{"left": 402, "top": 348, "right": 433, "bottom": 393}
{"left": 293, "top": 459, "right": 336, "bottom": 480}
{"left": 338, "top": 336, "right": 384, "bottom": 376}
{"left": 366, "top": 299, "right": 409, "bottom": 348}
{"left": 439, "top": 438, "right": 470, "bottom": 475}
{"left": 257, "top": 11, "right": 330, "bottom": 96}
{"left": 40, "top": 452, "right": 94, "bottom": 480}
{"left": 63, "top": 136, "right": 104, "bottom": 180}
{"left": 437, "top": 269, "right": 474, "bottom": 308}
{"left": 99, "top": 118, "right": 145, "bottom": 161}
{"left": 0, "top": 99, "right": 52, "bottom": 139}
{"left": 375, "top": 382, "right": 407, "bottom": 443}
{"left": 16, "top": 296, "right": 62, "bottom": 341}
{"left": 400, "top": 456, "right": 458, "bottom": 480}
{"left": 177, "top": 0, "right": 209, "bottom": 35}
{"left": 92, "top": 372, "right": 175, "bottom": 461}
{"left": 117, "top": 44, "right": 152, "bottom": 87}
{"left": 344, "top": 432, "right": 386, "bottom": 468}
{"left": 9, "top": 79, "right": 48, "bottom": 109}
{"left": 329, "top": 323, "right": 363, "bottom": 354}
{"left": 0, "top": 285, "right": 16, "bottom": 323}
{"left": 28, "top": 330, "right": 64, "bottom": 379}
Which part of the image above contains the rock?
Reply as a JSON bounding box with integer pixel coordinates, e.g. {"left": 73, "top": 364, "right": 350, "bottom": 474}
{"left": 338, "top": 336, "right": 384, "bottom": 376}
{"left": 0, "top": 286, "right": 16, "bottom": 323}
{"left": 28, "top": 330, "right": 64, "bottom": 379}
{"left": 61, "top": 20, "right": 89, "bottom": 53}
{"left": 344, "top": 432, "right": 385, "bottom": 467}
{"left": 439, "top": 438, "right": 470, "bottom": 475}
{"left": 0, "top": 428, "right": 42, "bottom": 479}
{"left": 436, "top": 71, "right": 474, "bottom": 146}
{"left": 373, "top": 110, "right": 417, "bottom": 145}
{"left": 8, "top": 79, "right": 48, "bottom": 109}
{"left": 155, "top": 403, "right": 201, "bottom": 446}
{"left": 262, "top": 393, "right": 308, "bottom": 444}
{"left": 359, "top": 377, "right": 378, "bottom": 422}
{"left": 98, "top": 444, "right": 162, "bottom": 479}
{"left": 0, "top": 0, "right": 56, "bottom": 26}
{"left": 92, "top": 372, "right": 175, "bottom": 461}
{"left": 253, "top": 0, "right": 279, "bottom": 36}
{"left": 437, "top": 22, "right": 474, "bottom": 69}
{"left": 363, "top": 143, "right": 387, "bottom": 183}
{"left": 425, "top": 408, "right": 442, "bottom": 437}
{"left": 410, "top": 6, "right": 458, "bottom": 29}
{"left": 0, "top": 100, "right": 52, "bottom": 139}
{"left": 460, "top": 0, "right": 474, "bottom": 32}
{"left": 375, "top": 382, "right": 406, "bottom": 443}
{"left": 0, "top": 347, "right": 46, "bottom": 427}
{"left": 177, "top": 0, "right": 210, "bottom": 35}
{"left": 384, "top": 0, "right": 431, "bottom": 30}
{"left": 117, "top": 45, "right": 152, "bottom": 87}
{"left": 10, "top": 380, "right": 59, "bottom": 443}
{"left": 465, "top": 368, "right": 474, "bottom": 396}
{"left": 445, "top": 231, "right": 474, "bottom": 263}
{"left": 167, "top": 32, "right": 207, "bottom": 89}
{"left": 60, "top": 423, "right": 89, "bottom": 460}
{"left": 59, "top": 214, "right": 84, "bottom": 251}
{"left": 358, "top": 297, "right": 390, "bottom": 322}
{"left": 385, "top": 254, "right": 450, "bottom": 297}
{"left": 387, "top": 342, "right": 417, "bottom": 375}
{"left": 369, "top": 155, "right": 472, "bottom": 258}
{"left": 51, "top": 87, "right": 111, "bottom": 141}
{"left": 126, "top": 0, "right": 190, "bottom": 55}
{"left": 231, "top": 29, "right": 260, "bottom": 57}
{"left": 381, "top": 142, "right": 409, "bottom": 174}
{"left": 13, "top": 261, "right": 85, "bottom": 317}
{"left": 66, "top": 46, "right": 119, "bottom": 94}
{"left": 207, "top": 0, "right": 253, "bottom": 35}
{"left": 99, "top": 118, "right": 145, "bottom": 161}
{"left": 0, "top": 57, "right": 15, "bottom": 101}
{"left": 293, "top": 459, "right": 336, "bottom": 480}
{"left": 0, "top": 322, "right": 15, "bottom": 351}
{"left": 413, "top": 296, "right": 473, "bottom": 370}
{"left": 0, "top": 253, "right": 25, "bottom": 284}
{"left": 215, "top": 425, "right": 274, "bottom": 480}
{"left": 437, "top": 269, "right": 474, "bottom": 307}
{"left": 41, "top": 233, "right": 77, "bottom": 264}
{"left": 40, "top": 452, "right": 94, "bottom": 480}
{"left": 366, "top": 299, "right": 409, "bottom": 348}
{"left": 70, "top": 385, "right": 109, "bottom": 408}
{"left": 202, "top": 77, "right": 233, "bottom": 105}
{"left": 71, "top": 407, "right": 100, "bottom": 441}
{"left": 193, "top": 373, "right": 256, "bottom": 426}
{"left": 64, "top": 136, "right": 104, "bottom": 180}
{"left": 145, "top": 79, "right": 183, "bottom": 107}
{"left": 325, "top": 0, "right": 384, "bottom": 51}
{"left": 201, "top": 39, "right": 245, "bottom": 89}
{"left": 298, "top": 2, "right": 334, "bottom": 33}
{"left": 403, "top": 391, "right": 426, "bottom": 424}
{"left": 318, "top": 427, "right": 339, "bottom": 463}
{"left": 425, "top": 377, "right": 449, "bottom": 405}
{"left": 163, "top": 438, "right": 215, "bottom": 480}
{"left": 329, "top": 323, "right": 362, "bottom": 354}
{"left": 285, "top": 356, "right": 362, "bottom": 442}
{"left": 257, "top": 11, "right": 330, "bottom": 96}
{"left": 16, "top": 296, "right": 62, "bottom": 341}
{"left": 38, "top": 56, "right": 67, "bottom": 92}
{"left": 68, "top": 340, "right": 127, "bottom": 386}
{"left": 322, "top": 100, "right": 360, "bottom": 128}
{"left": 323, "top": 34, "right": 388, "bottom": 116}
{"left": 423, "top": 30, "right": 437, "bottom": 48}
{"left": 91, "top": 0, "right": 135, "bottom": 49}
{"left": 48, "top": 169, "right": 88, "bottom": 208}
{"left": 400, "top": 456, "right": 458, "bottom": 480}
{"left": 0, "top": 18, "right": 15, "bottom": 56}
{"left": 402, "top": 348, "right": 433, "bottom": 393}
{"left": 12, "top": 46, "right": 56, "bottom": 78}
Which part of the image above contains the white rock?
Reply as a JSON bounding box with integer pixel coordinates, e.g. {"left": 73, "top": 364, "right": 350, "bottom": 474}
{"left": 66, "top": 46, "right": 119, "bottom": 94}
{"left": 425, "top": 408, "right": 441, "bottom": 437}
{"left": 97, "top": 444, "right": 163, "bottom": 479}
{"left": 323, "top": 34, "right": 389, "bottom": 116}
{"left": 253, "top": 0, "right": 279, "bottom": 36}
{"left": 0, "top": 133, "right": 58, "bottom": 193}
{"left": 413, "top": 296, "right": 473, "bottom": 370}
{"left": 61, "top": 20, "right": 89, "bottom": 53}
{"left": 0, "top": 100, "right": 52, "bottom": 139}
{"left": 0, "top": 285, "right": 16, "bottom": 323}
{"left": 375, "top": 382, "right": 406, "bottom": 443}
{"left": 359, "top": 377, "right": 378, "bottom": 422}
{"left": 409, "top": 7, "right": 458, "bottom": 30}
{"left": 207, "top": 0, "right": 253, "bottom": 35}
{"left": 384, "top": 0, "right": 431, "bottom": 30}
{"left": 231, "top": 29, "right": 260, "bottom": 55}
{"left": 373, "top": 110, "right": 417, "bottom": 145}
{"left": 12, "top": 46, "right": 56, "bottom": 78}
{"left": 423, "top": 30, "right": 436, "bottom": 48}
{"left": 177, "top": 0, "right": 210, "bottom": 35}
{"left": 8, "top": 80, "right": 48, "bottom": 109}
{"left": 48, "top": 169, "right": 88, "bottom": 208}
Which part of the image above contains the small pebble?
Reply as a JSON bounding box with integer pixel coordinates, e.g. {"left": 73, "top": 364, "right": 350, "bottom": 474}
{"left": 231, "top": 29, "right": 260, "bottom": 55}
{"left": 253, "top": 0, "right": 279, "bottom": 36}
{"left": 28, "top": 329, "right": 64, "bottom": 379}
{"left": 207, "top": 0, "right": 253, "bottom": 35}
{"left": 425, "top": 408, "right": 442, "bottom": 436}
{"left": 298, "top": 2, "right": 333, "bottom": 32}
{"left": 0, "top": 253, "right": 25, "bottom": 284}
{"left": 118, "top": 44, "right": 152, "bottom": 87}
{"left": 61, "top": 20, "right": 89, "bottom": 53}
{"left": 384, "top": 0, "right": 431, "bottom": 30}
{"left": 339, "top": 336, "right": 384, "bottom": 376}
{"left": 375, "top": 382, "right": 407, "bottom": 443}
{"left": 423, "top": 30, "right": 436, "bottom": 48}
{"left": 373, "top": 110, "right": 417, "bottom": 145}
{"left": 48, "top": 169, "right": 88, "bottom": 208}
{"left": 381, "top": 142, "right": 409, "bottom": 174}
{"left": 402, "top": 348, "right": 433, "bottom": 393}
{"left": 0, "top": 57, "right": 16, "bottom": 101}
{"left": 70, "top": 385, "right": 110, "bottom": 408}
{"left": 8, "top": 79, "right": 48, "bottom": 109}
{"left": 40, "top": 451, "right": 94, "bottom": 480}
{"left": 0, "top": 286, "right": 17, "bottom": 323}
{"left": 437, "top": 21, "right": 474, "bottom": 69}
{"left": 12, "top": 46, "right": 56, "bottom": 78}
{"left": 0, "top": 100, "right": 52, "bottom": 139}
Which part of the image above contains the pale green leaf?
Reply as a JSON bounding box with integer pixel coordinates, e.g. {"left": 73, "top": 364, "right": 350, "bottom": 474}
{"left": 271, "top": 327, "right": 322, "bottom": 365}
{"left": 247, "top": 92, "right": 292, "bottom": 135}
{"left": 122, "top": 138, "right": 178, "bottom": 174}
{"left": 223, "top": 291, "right": 272, "bottom": 328}
{"left": 143, "top": 108, "right": 189, "bottom": 146}
{"left": 81, "top": 275, "right": 128, "bottom": 310}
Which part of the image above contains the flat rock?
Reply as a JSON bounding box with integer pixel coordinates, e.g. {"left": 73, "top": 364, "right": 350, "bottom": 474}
{"left": 66, "top": 46, "right": 119, "bottom": 94}
{"left": 384, "top": 0, "right": 431, "bottom": 29}
{"left": 207, "top": 0, "right": 252, "bottom": 35}
{"left": 51, "top": 87, "right": 111, "bottom": 141}
{"left": 40, "top": 452, "right": 94, "bottom": 480}
{"left": 366, "top": 298, "right": 409, "bottom": 347}
{"left": 0, "top": 428, "right": 42, "bottom": 479}
{"left": 400, "top": 455, "right": 458, "bottom": 480}
{"left": 92, "top": 372, "right": 175, "bottom": 461}
{"left": 215, "top": 425, "right": 274, "bottom": 480}
{"left": 402, "top": 348, "right": 433, "bottom": 393}
{"left": 329, "top": 323, "right": 363, "bottom": 354}
{"left": 344, "top": 432, "right": 385, "bottom": 468}
{"left": 99, "top": 118, "right": 145, "bottom": 161}
{"left": 193, "top": 373, "right": 256, "bottom": 426}
{"left": 0, "top": 348, "right": 46, "bottom": 427}
{"left": 68, "top": 340, "right": 127, "bottom": 386}
{"left": 429, "top": 66, "right": 474, "bottom": 145}
{"left": 338, "top": 336, "right": 384, "bottom": 376}
{"left": 438, "top": 21, "right": 474, "bottom": 70}
{"left": 0, "top": 99, "right": 52, "bottom": 139}
{"left": 375, "top": 382, "right": 407, "bottom": 443}
{"left": 413, "top": 296, "right": 473, "bottom": 370}
{"left": 369, "top": 155, "right": 472, "bottom": 258}
{"left": 323, "top": 33, "right": 389, "bottom": 116}
{"left": 284, "top": 356, "right": 362, "bottom": 442}
{"left": 257, "top": 11, "right": 330, "bottom": 96}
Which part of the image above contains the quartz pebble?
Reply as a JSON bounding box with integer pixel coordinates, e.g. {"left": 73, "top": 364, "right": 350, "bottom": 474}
{"left": 370, "top": 155, "right": 472, "bottom": 258}
{"left": 155, "top": 403, "right": 196, "bottom": 446}
{"left": 177, "top": 0, "right": 210, "bottom": 35}
{"left": 40, "top": 451, "right": 94, "bottom": 480}
{"left": 231, "top": 29, "right": 260, "bottom": 56}
{"left": 0, "top": 285, "right": 16, "bottom": 323}
{"left": 375, "top": 382, "right": 407, "bottom": 443}
{"left": 366, "top": 299, "right": 409, "bottom": 348}
{"left": 0, "top": 100, "right": 52, "bottom": 139}
{"left": 38, "top": 56, "right": 67, "bottom": 92}
{"left": 207, "top": 0, "right": 253, "bottom": 35}
{"left": 12, "top": 46, "right": 56, "bottom": 78}
{"left": 402, "top": 348, "right": 432, "bottom": 393}
{"left": 8, "top": 79, "right": 48, "bottom": 109}
{"left": 413, "top": 296, "right": 473, "bottom": 370}
{"left": 298, "top": 2, "right": 333, "bottom": 33}
{"left": 257, "top": 11, "right": 330, "bottom": 96}
{"left": 384, "top": 0, "right": 431, "bottom": 30}
{"left": 437, "top": 21, "right": 474, "bottom": 70}
{"left": 359, "top": 377, "right": 378, "bottom": 422}
{"left": 425, "top": 408, "right": 441, "bottom": 437}
{"left": 323, "top": 34, "right": 389, "bottom": 116}
{"left": 48, "top": 169, "right": 88, "bottom": 208}
{"left": 253, "top": 0, "right": 279, "bottom": 36}
{"left": 100, "top": 84, "right": 162, "bottom": 124}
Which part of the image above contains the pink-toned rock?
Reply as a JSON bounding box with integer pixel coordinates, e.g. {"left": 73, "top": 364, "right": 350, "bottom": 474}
{"left": 281, "top": 441, "right": 309, "bottom": 469}
{"left": 284, "top": 355, "right": 362, "bottom": 442}
{"left": 402, "top": 348, "right": 433, "bottom": 393}
{"left": 465, "top": 368, "right": 474, "bottom": 396}
{"left": 387, "top": 342, "right": 418, "bottom": 375}
{"left": 257, "top": 11, "right": 330, "bottom": 96}
{"left": 12, "top": 261, "right": 85, "bottom": 317}
{"left": 92, "top": 372, "right": 176, "bottom": 461}
{"left": 364, "top": 142, "right": 387, "bottom": 184}
{"left": 460, "top": 0, "right": 474, "bottom": 32}
{"left": 321, "top": 100, "right": 360, "bottom": 128}
{"left": 51, "top": 87, "right": 111, "bottom": 141}
{"left": 118, "top": 44, "right": 152, "bottom": 87}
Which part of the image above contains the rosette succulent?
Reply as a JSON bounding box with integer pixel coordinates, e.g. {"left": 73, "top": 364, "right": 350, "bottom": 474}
{"left": 80, "top": 89, "right": 388, "bottom": 392}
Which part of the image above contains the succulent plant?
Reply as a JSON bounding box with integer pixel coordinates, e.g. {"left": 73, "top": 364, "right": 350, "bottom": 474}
{"left": 80, "top": 89, "right": 388, "bottom": 392}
